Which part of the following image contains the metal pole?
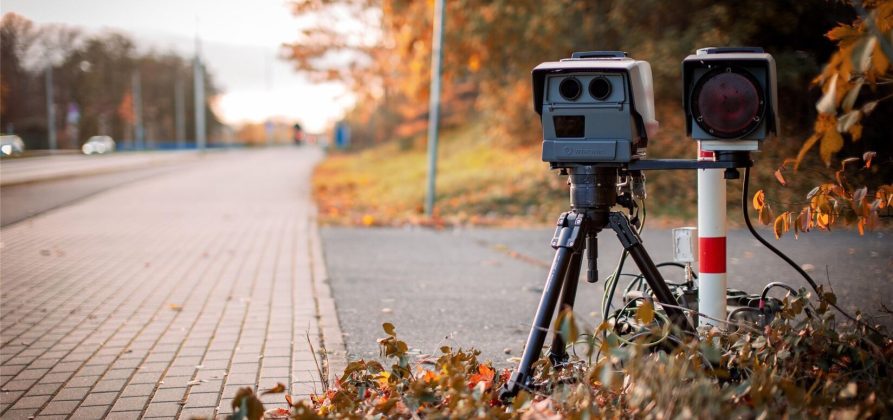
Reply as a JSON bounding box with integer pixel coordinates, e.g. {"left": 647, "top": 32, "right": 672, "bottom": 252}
{"left": 424, "top": 0, "right": 445, "bottom": 217}
{"left": 45, "top": 66, "right": 56, "bottom": 150}
{"left": 193, "top": 47, "right": 206, "bottom": 151}
{"left": 132, "top": 70, "right": 144, "bottom": 150}
{"left": 697, "top": 147, "right": 727, "bottom": 327}
{"left": 175, "top": 73, "right": 186, "bottom": 148}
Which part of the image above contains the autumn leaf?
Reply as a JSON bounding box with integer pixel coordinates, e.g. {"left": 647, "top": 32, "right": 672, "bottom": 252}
{"left": 231, "top": 387, "right": 265, "bottom": 420}
{"left": 774, "top": 169, "right": 787, "bottom": 186}
{"left": 753, "top": 190, "right": 765, "bottom": 210}
{"left": 261, "top": 382, "right": 286, "bottom": 395}
{"left": 467, "top": 364, "right": 495, "bottom": 390}
{"left": 637, "top": 299, "right": 655, "bottom": 324}
{"left": 759, "top": 204, "right": 774, "bottom": 226}
{"left": 773, "top": 212, "right": 790, "bottom": 239}
{"left": 383, "top": 322, "right": 396, "bottom": 336}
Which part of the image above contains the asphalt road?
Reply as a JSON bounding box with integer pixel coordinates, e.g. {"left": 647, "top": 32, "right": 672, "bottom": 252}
{"left": 0, "top": 165, "right": 180, "bottom": 227}
{"left": 321, "top": 226, "right": 892, "bottom": 366}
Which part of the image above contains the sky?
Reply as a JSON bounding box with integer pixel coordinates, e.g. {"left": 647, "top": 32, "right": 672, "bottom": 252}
{"left": 2, "top": 0, "right": 354, "bottom": 132}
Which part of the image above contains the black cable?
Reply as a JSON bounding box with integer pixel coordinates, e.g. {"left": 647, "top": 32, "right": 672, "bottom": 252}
{"left": 759, "top": 281, "right": 799, "bottom": 300}
{"left": 741, "top": 167, "right": 888, "bottom": 339}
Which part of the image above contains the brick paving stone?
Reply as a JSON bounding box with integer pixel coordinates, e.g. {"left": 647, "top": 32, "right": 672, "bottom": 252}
{"left": 179, "top": 407, "right": 217, "bottom": 419}
{"left": 104, "top": 411, "right": 142, "bottom": 420}
{"left": 151, "top": 387, "right": 187, "bottom": 402}
{"left": 182, "top": 392, "right": 219, "bottom": 408}
{"left": 0, "top": 148, "right": 341, "bottom": 418}
{"left": 109, "top": 395, "right": 149, "bottom": 412}
{"left": 80, "top": 391, "right": 117, "bottom": 406}
{"left": 51, "top": 387, "right": 90, "bottom": 401}
{"left": 40, "top": 400, "right": 81, "bottom": 415}
{"left": 2, "top": 408, "right": 37, "bottom": 419}
{"left": 144, "top": 401, "right": 180, "bottom": 417}
{"left": 24, "top": 382, "right": 62, "bottom": 396}
{"left": 10, "top": 394, "right": 50, "bottom": 409}
{"left": 71, "top": 405, "right": 111, "bottom": 418}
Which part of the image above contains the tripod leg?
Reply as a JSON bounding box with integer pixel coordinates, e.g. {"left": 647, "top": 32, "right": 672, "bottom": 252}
{"left": 547, "top": 250, "right": 582, "bottom": 366}
{"left": 608, "top": 213, "right": 695, "bottom": 334}
{"left": 501, "top": 212, "right": 585, "bottom": 400}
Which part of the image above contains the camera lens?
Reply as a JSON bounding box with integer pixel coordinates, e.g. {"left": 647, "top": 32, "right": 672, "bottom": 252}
{"left": 691, "top": 68, "right": 764, "bottom": 138}
{"left": 589, "top": 77, "right": 612, "bottom": 100}
{"left": 558, "top": 77, "right": 583, "bottom": 100}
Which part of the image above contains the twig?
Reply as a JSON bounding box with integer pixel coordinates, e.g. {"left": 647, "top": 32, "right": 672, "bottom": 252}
{"left": 305, "top": 330, "right": 328, "bottom": 392}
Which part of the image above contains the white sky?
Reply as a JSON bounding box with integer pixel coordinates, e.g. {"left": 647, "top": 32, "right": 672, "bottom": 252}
{"left": 2, "top": 0, "right": 354, "bottom": 132}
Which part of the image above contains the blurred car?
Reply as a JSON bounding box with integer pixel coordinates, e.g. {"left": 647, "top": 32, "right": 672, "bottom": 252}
{"left": 82, "top": 135, "right": 116, "bottom": 155}
{"left": 0, "top": 135, "right": 25, "bottom": 156}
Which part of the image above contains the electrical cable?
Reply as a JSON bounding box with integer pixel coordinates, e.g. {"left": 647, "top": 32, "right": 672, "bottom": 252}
{"left": 759, "top": 281, "right": 799, "bottom": 300}
{"left": 741, "top": 166, "right": 889, "bottom": 339}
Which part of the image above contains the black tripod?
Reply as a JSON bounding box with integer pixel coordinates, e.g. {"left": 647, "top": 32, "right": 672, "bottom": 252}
{"left": 500, "top": 165, "right": 695, "bottom": 399}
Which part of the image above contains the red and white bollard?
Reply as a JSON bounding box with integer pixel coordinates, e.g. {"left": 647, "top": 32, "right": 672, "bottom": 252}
{"left": 697, "top": 147, "right": 727, "bottom": 328}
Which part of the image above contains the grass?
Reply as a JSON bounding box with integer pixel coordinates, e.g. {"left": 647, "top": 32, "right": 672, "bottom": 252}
{"left": 313, "top": 123, "right": 569, "bottom": 227}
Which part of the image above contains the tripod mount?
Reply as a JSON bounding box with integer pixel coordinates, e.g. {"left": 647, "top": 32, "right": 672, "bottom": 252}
{"left": 500, "top": 156, "right": 751, "bottom": 400}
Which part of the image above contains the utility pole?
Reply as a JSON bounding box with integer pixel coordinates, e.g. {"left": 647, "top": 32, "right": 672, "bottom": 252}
{"left": 424, "top": 0, "right": 445, "bottom": 217}
{"left": 193, "top": 35, "right": 206, "bottom": 151}
{"left": 132, "top": 70, "right": 144, "bottom": 150}
{"left": 45, "top": 66, "right": 56, "bottom": 150}
{"left": 174, "top": 73, "right": 186, "bottom": 148}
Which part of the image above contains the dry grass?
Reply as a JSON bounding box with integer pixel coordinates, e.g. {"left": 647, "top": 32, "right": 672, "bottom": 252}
{"left": 313, "top": 124, "right": 570, "bottom": 227}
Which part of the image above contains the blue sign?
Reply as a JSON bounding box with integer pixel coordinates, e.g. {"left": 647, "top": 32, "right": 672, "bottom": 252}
{"left": 334, "top": 122, "right": 350, "bottom": 149}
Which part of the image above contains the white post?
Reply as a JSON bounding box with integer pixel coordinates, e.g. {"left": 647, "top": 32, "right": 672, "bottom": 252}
{"left": 697, "top": 147, "right": 727, "bottom": 328}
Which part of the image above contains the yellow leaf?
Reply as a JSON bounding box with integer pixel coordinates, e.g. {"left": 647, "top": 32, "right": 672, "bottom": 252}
{"left": 817, "top": 212, "right": 831, "bottom": 229}
{"left": 753, "top": 190, "right": 765, "bottom": 210}
{"left": 362, "top": 214, "right": 375, "bottom": 226}
{"left": 637, "top": 300, "right": 655, "bottom": 324}
{"left": 819, "top": 128, "right": 844, "bottom": 166}
{"left": 773, "top": 212, "right": 789, "bottom": 239}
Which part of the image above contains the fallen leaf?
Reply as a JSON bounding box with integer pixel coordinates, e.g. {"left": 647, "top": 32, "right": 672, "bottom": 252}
{"left": 261, "top": 382, "right": 286, "bottom": 395}
{"left": 637, "top": 300, "right": 655, "bottom": 324}
{"left": 168, "top": 304, "right": 182, "bottom": 312}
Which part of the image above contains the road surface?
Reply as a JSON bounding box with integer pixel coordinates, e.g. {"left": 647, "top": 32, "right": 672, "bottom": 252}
{"left": 321, "top": 225, "right": 892, "bottom": 366}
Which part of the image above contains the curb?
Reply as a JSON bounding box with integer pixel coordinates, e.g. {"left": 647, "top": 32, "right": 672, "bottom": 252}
{"left": 308, "top": 206, "right": 348, "bottom": 383}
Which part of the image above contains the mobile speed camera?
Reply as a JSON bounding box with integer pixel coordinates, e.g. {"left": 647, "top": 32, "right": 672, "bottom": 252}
{"left": 683, "top": 47, "right": 779, "bottom": 151}
{"left": 533, "top": 51, "right": 658, "bottom": 166}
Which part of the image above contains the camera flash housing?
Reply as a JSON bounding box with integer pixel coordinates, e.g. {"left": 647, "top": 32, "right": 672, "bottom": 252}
{"left": 533, "top": 51, "right": 658, "bottom": 166}
{"left": 683, "top": 47, "right": 779, "bottom": 152}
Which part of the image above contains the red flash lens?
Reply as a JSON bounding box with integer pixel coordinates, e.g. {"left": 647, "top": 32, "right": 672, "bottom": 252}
{"left": 691, "top": 68, "right": 764, "bottom": 138}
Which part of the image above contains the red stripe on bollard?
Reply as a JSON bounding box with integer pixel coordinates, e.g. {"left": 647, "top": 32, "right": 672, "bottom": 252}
{"left": 699, "top": 237, "right": 726, "bottom": 273}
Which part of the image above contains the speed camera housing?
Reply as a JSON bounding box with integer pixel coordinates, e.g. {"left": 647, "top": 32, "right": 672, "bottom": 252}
{"left": 533, "top": 51, "right": 658, "bottom": 166}
{"left": 683, "top": 47, "right": 779, "bottom": 152}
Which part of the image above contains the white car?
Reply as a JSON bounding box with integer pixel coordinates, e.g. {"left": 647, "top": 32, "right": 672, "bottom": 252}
{"left": 0, "top": 135, "right": 25, "bottom": 156}
{"left": 82, "top": 135, "right": 116, "bottom": 155}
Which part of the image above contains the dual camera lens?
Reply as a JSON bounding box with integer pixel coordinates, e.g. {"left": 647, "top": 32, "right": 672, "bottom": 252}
{"left": 558, "top": 77, "right": 612, "bottom": 101}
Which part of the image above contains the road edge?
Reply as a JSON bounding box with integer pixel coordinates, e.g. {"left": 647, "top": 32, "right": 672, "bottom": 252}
{"left": 308, "top": 205, "right": 348, "bottom": 384}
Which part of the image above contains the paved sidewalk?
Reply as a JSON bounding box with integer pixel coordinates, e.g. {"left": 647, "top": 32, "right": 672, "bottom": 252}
{"left": 0, "top": 147, "right": 346, "bottom": 419}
